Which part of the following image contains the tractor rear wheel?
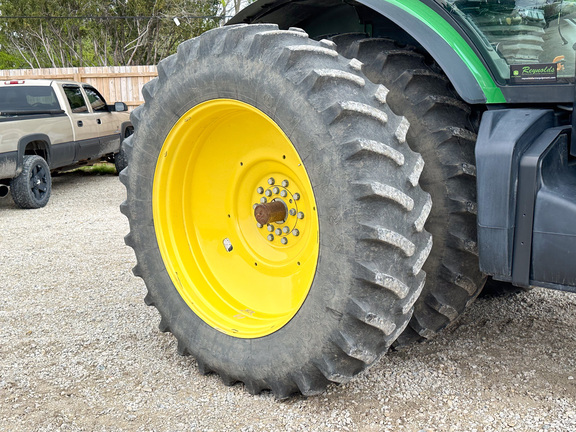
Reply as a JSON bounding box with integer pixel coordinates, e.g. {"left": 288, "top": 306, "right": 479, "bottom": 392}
{"left": 330, "top": 34, "right": 487, "bottom": 345}
{"left": 121, "top": 24, "right": 432, "bottom": 398}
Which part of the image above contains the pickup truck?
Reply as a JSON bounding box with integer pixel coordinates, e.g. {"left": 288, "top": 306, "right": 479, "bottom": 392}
{"left": 0, "top": 79, "right": 132, "bottom": 208}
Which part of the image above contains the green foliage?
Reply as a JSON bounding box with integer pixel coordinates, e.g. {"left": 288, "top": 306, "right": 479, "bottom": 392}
{"left": 0, "top": 0, "right": 222, "bottom": 68}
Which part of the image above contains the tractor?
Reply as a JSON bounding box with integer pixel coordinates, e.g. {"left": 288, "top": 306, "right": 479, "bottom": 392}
{"left": 120, "top": 0, "right": 576, "bottom": 398}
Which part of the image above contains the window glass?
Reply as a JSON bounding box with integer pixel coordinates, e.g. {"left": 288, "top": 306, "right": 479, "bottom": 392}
{"left": 83, "top": 86, "right": 108, "bottom": 112}
{"left": 0, "top": 86, "right": 61, "bottom": 111}
{"left": 446, "top": 0, "right": 576, "bottom": 82}
{"left": 63, "top": 85, "right": 88, "bottom": 113}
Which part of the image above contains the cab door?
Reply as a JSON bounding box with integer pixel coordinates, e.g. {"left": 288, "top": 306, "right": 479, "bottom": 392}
{"left": 83, "top": 85, "right": 122, "bottom": 154}
{"left": 62, "top": 84, "right": 101, "bottom": 162}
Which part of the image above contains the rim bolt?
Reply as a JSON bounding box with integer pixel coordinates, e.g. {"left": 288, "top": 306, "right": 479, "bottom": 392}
{"left": 293, "top": 229, "right": 300, "bottom": 237}
{"left": 289, "top": 208, "right": 297, "bottom": 216}
{"left": 265, "top": 189, "right": 272, "bottom": 197}
{"left": 283, "top": 226, "right": 290, "bottom": 234}
{"left": 257, "top": 187, "right": 264, "bottom": 194}
{"left": 268, "top": 177, "right": 275, "bottom": 185}
{"left": 280, "top": 190, "right": 288, "bottom": 197}
{"left": 297, "top": 212, "right": 305, "bottom": 219}
{"left": 267, "top": 224, "right": 274, "bottom": 232}
{"left": 282, "top": 180, "right": 289, "bottom": 187}
{"left": 281, "top": 237, "right": 288, "bottom": 245}
{"left": 272, "top": 187, "right": 279, "bottom": 194}
{"left": 257, "top": 223, "right": 263, "bottom": 229}
{"left": 260, "top": 197, "right": 267, "bottom": 204}
{"left": 267, "top": 234, "right": 274, "bottom": 241}
{"left": 293, "top": 193, "right": 300, "bottom": 201}
{"left": 275, "top": 228, "right": 282, "bottom": 236}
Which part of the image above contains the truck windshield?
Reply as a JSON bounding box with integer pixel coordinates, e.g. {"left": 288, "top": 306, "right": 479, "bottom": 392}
{"left": 446, "top": 0, "right": 576, "bottom": 83}
{"left": 0, "top": 86, "right": 61, "bottom": 112}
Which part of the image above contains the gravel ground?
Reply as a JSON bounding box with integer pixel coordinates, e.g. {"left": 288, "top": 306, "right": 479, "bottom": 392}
{"left": 1, "top": 172, "right": 575, "bottom": 432}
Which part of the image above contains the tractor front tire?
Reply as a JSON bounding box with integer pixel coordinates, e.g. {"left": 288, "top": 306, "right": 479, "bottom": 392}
{"left": 121, "top": 25, "right": 432, "bottom": 398}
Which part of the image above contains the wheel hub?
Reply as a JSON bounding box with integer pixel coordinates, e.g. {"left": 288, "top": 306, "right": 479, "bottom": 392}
{"left": 253, "top": 179, "right": 304, "bottom": 246}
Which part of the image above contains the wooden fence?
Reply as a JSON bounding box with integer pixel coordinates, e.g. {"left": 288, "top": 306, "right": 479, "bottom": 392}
{"left": 0, "top": 66, "right": 158, "bottom": 110}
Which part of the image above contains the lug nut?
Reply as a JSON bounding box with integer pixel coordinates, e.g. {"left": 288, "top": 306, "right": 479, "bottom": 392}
{"left": 283, "top": 226, "right": 290, "bottom": 234}
{"left": 265, "top": 189, "right": 272, "bottom": 197}
{"left": 293, "top": 229, "right": 300, "bottom": 237}
{"left": 280, "top": 190, "right": 287, "bottom": 197}
{"left": 257, "top": 223, "right": 263, "bottom": 228}
{"left": 297, "top": 212, "right": 304, "bottom": 219}
{"left": 257, "top": 187, "right": 264, "bottom": 194}
{"left": 253, "top": 204, "right": 258, "bottom": 209}
{"left": 267, "top": 234, "right": 274, "bottom": 241}
{"left": 260, "top": 197, "right": 267, "bottom": 203}
{"left": 275, "top": 228, "right": 282, "bottom": 236}
{"left": 289, "top": 208, "right": 296, "bottom": 216}
{"left": 282, "top": 180, "right": 289, "bottom": 187}
{"left": 267, "top": 224, "right": 274, "bottom": 232}
{"left": 272, "top": 187, "right": 279, "bottom": 194}
{"left": 268, "top": 177, "right": 275, "bottom": 185}
{"left": 281, "top": 237, "right": 288, "bottom": 245}
{"left": 293, "top": 193, "right": 300, "bottom": 201}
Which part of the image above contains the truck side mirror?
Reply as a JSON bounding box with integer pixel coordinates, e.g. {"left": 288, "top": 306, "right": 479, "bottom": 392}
{"left": 114, "top": 102, "right": 128, "bottom": 112}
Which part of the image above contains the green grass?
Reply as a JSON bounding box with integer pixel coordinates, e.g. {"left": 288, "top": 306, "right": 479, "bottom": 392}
{"left": 76, "top": 163, "right": 117, "bottom": 175}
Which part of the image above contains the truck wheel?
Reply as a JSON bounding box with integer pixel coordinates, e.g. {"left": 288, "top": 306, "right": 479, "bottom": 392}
{"left": 10, "top": 155, "right": 51, "bottom": 209}
{"left": 114, "top": 127, "right": 133, "bottom": 174}
{"left": 121, "top": 24, "right": 432, "bottom": 398}
{"left": 330, "top": 35, "right": 486, "bottom": 345}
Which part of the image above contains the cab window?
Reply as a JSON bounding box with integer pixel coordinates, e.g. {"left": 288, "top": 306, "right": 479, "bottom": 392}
{"left": 83, "top": 86, "right": 108, "bottom": 112}
{"left": 63, "top": 85, "right": 88, "bottom": 113}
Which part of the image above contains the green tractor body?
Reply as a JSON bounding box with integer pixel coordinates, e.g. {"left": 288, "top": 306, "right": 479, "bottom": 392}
{"left": 120, "top": 0, "right": 576, "bottom": 398}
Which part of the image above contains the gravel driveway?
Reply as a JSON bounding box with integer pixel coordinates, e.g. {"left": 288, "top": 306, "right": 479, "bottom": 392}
{"left": 1, "top": 172, "right": 575, "bottom": 431}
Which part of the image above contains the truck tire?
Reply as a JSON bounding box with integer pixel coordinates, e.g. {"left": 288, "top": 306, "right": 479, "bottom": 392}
{"left": 330, "top": 34, "right": 486, "bottom": 345}
{"left": 114, "top": 127, "right": 133, "bottom": 174}
{"left": 121, "top": 24, "right": 432, "bottom": 398}
{"left": 10, "top": 155, "right": 51, "bottom": 209}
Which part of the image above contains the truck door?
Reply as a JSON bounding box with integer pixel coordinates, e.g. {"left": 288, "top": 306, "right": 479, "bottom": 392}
{"left": 83, "top": 85, "right": 121, "bottom": 154}
{"left": 62, "top": 84, "right": 101, "bottom": 162}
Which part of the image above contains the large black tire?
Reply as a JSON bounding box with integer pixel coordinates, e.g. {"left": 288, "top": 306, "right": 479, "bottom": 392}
{"left": 10, "top": 155, "right": 51, "bottom": 209}
{"left": 121, "top": 24, "right": 432, "bottom": 398}
{"left": 329, "top": 34, "right": 487, "bottom": 345}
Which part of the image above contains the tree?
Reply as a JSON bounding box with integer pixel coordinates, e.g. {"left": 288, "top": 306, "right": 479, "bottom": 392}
{"left": 0, "top": 0, "right": 221, "bottom": 68}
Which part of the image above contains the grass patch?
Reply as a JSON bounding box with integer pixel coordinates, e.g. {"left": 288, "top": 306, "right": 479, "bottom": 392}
{"left": 76, "top": 163, "right": 117, "bottom": 175}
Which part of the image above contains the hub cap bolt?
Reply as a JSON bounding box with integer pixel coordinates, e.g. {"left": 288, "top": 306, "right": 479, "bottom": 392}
{"left": 289, "top": 209, "right": 296, "bottom": 216}
{"left": 257, "top": 187, "right": 264, "bottom": 194}
{"left": 282, "top": 180, "right": 289, "bottom": 187}
{"left": 281, "top": 237, "right": 288, "bottom": 245}
{"left": 267, "top": 224, "right": 274, "bottom": 232}
{"left": 280, "top": 190, "right": 287, "bottom": 197}
{"left": 283, "top": 226, "right": 290, "bottom": 234}
{"left": 267, "top": 234, "right": 274, "bottom": 241}
{"left": 265, "top": 189, "right": 272, "bottom": 197}
{"left": 275, "top": 228, "right": 282, "bottom": 236}
{"left": 268, "top": 178, "right": 275, "bottom": 185}
{"left": 293, "top": 193, "right": 300, "bottom": 201}
{"left": 297, "top": 212, "right": 304, "bottom": 219}
{"left": 293, "top": 229, "right": 300, "bottom": 237}
{"left": 272, "top": 187, "right": 279, "bottom": 194}
{"left": 260, "top": 197, "right": 267, "bottom": 203}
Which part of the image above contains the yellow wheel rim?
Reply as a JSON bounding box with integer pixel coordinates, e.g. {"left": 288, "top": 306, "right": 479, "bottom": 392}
{"left": 153, "top": 99, "right": 319, "bottom": 338}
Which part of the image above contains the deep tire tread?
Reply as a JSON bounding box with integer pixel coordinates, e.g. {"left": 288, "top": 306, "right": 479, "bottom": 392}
{"left": 330, "top": 34, "right": 486, "bottom": 346}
